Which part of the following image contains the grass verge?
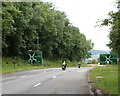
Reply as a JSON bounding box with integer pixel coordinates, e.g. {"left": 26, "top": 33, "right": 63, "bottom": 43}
{"left": 90, "top": 65, "right": 118, "bottom": 94}
{"left": 2, "top": 57, "right": 90, "bottom": 74}
{"left": 2, "top": 57, "right": 61, "bottom": 73}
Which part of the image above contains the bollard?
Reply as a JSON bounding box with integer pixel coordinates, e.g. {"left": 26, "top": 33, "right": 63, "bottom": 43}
{"left": 13, "top": 61, "right": 16, "bottom": 69}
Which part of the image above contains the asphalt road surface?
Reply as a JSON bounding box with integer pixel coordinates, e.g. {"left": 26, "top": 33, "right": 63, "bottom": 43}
{"left": 1, "top": 67, "right": 93, "bottom": 94}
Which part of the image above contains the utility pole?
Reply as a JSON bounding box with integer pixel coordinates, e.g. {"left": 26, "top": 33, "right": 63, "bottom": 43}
{"left": 37, "top": 37, "right": 39, "bottom": 50}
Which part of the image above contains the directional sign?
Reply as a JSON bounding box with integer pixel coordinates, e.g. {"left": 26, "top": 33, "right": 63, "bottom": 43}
{"left": 28, "top": 52, "right": 37, "bottom": 64}
{"left": 24, "top": 50, "right": 42, "bottom": 64}
{"left": 100, "top": 54, "right": 118, "bottom": 64}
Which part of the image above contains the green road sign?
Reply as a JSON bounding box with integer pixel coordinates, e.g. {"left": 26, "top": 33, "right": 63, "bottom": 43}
{"left": 100, "top": 54, "right": 118, "bottom": 64}
{"left": 24, "top": 50, "right": 42, "bottom": 64}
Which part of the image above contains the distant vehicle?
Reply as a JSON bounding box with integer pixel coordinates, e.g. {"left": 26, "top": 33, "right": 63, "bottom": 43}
{"left": 98, "top": 62, "right": 105, "bottom": 67}
{"left": 62, "top": 65, "right": 66, "bottom": 70}
{"left": 77, "top": 63, "right": 81, "bottom": 68}
{"left": 61, "top": 61, "right": 67, "bottom": 70}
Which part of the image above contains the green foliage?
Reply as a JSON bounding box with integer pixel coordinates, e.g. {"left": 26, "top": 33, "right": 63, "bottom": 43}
{"left": 2, "top": 2, "right": 93, "bottom": 61}
{"left": 88, "top": 59, "right": 98, "bottom": 64}
{"left": 2, "top": 57, "right": 88, "bottom": 73}
{"left": 2, "top": 57, "right": 61, "bottom": 73}
{"left": 99, "top": 1, "right": 120, "bottom": 59}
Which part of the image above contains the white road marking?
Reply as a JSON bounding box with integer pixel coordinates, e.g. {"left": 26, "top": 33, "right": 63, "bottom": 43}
{"left": 52, "top": 76, "right": 57, "bottom": 79}
{"left": 20, "top": 75, "right": 27, "bottom": 78}
{"left": 62, "top": 71, "right": 67, "bottom": 72}
{"left": 2, "top": 75, "right": 27, "bottom": 81}
{"left": 33, "top": 83, "right": 41, "bottom": 87}
{"left": 31, "top": 70, "right": 39, "bottom": 72}
{"left": 77, "top": 69, "right": 87, "bottom": 72}
{"left": 2, "top": 77, "right": 16, "bottom": 81}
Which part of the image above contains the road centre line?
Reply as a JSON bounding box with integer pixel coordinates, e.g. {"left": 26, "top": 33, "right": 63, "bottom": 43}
{"left": 33, "top": 83, "right": 41, "bottom": 87}
{"left": 62, "top": 71, "right": 67, "bottom": 72}
{"left": 2, "top": 77, "right": 16, "bottom": 81}
{"left": 52, "top": 76, "right": 57, "bottom": 79}
{"left": 20, "top": 75, "right": 27, "bottom": 78}
{"left": 2, "top": 75, "right": 28, "bottom": 81}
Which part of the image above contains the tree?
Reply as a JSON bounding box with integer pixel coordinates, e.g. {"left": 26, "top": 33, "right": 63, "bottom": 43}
{"left": 99, "top": 1, "right": 120, "bottom": 59}
{"left": 2, "top": 2, "right": 93, "bottom": 61}
{"left": 87, "top": 59, "right": 97, "bottom": 64}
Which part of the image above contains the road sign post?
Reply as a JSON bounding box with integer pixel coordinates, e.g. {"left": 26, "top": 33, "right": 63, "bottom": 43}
{"left": 13, "top": 61, "right": 16, "bottom": 69}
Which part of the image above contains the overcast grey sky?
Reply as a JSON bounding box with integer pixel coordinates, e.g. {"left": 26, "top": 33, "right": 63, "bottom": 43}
{"left": 44, "top": 0, "right": 117, "bottom": 50}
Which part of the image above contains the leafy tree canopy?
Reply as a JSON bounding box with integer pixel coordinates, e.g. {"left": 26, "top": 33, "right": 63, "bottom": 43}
{"left": 2, "top": 2, "right": 93, "bottom": 61}
{"left": 98, "top": 1, "right": 120, "bottom": 59}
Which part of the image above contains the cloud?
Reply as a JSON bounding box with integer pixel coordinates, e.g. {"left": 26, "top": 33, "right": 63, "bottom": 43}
{"left": 44, "top": 0, "right": 117, "bottom": 50}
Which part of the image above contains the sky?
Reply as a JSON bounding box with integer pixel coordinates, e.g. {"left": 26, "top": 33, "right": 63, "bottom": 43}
{"left": 44, "top": 0, "right": 117, "bottom": 50}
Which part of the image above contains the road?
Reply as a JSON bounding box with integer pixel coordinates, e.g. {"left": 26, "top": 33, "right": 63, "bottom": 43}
{"left": 1, "top": 67, "right": 93, "bottom": 94}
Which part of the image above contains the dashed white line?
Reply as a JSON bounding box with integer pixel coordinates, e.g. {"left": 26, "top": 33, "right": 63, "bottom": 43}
{"left": 2, "top": 77, "right": 16, "bottom": 81}
{"left": 31, "top": 70, "right": 39, "bottom": 72}
{"left": 77, "top": 69, "right": 87, "bottom": 72}
{"left": 20, "top": 75, "right": 27, "bottom": 78}
{"left": 2, "top": 75, "right": 28, "bottom": 81}
{"left": 33, "top": 83, "right": 41, "bottom": 87}
{"left": 52, "top": 76, "right": 57, "bottom": 79}
{"left": 62, "top": 71, "right": 67, "bottom": 72}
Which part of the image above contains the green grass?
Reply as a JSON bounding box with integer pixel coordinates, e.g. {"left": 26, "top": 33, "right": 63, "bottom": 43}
{"left": 2, "top": 57, "right": 62, "bottom": 73}
{"left": 65, "top": 61, "right": 90, "bottom": 67}
{"left": 2, "top": 57, "right": 90, "bottom": 74}
{"left": 90, "top": 65, "right": 118, "bottom": 94}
